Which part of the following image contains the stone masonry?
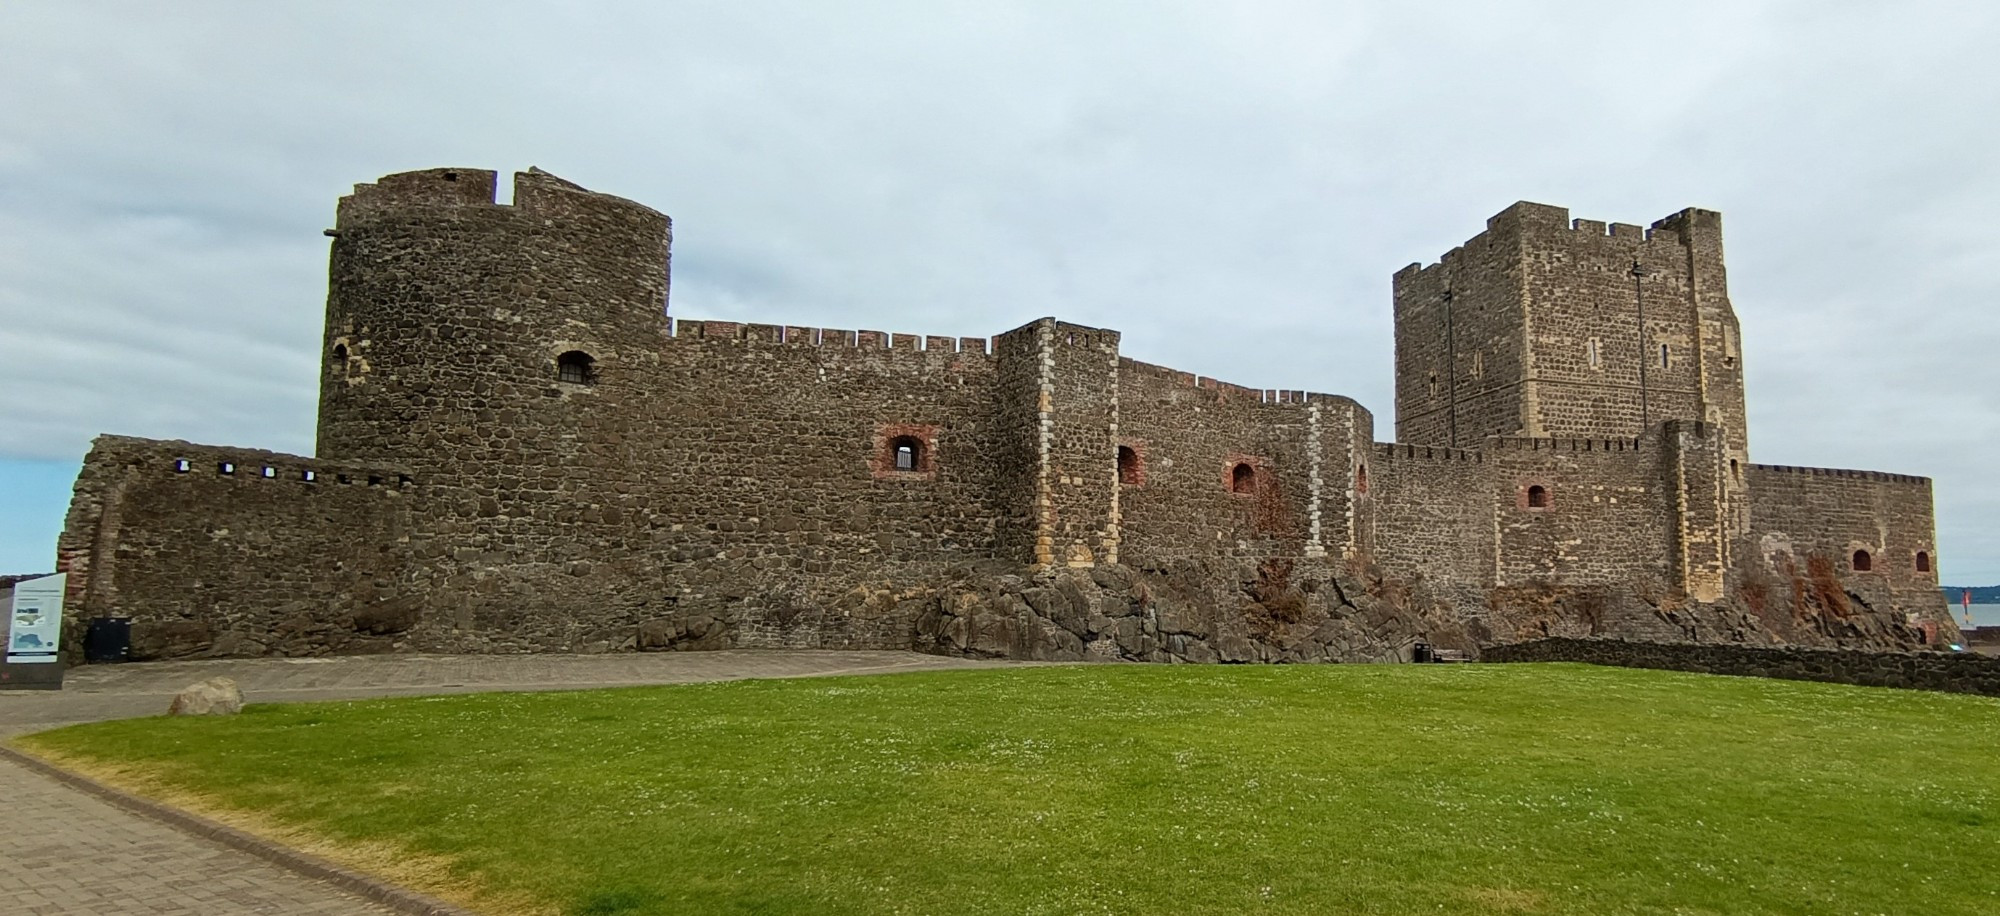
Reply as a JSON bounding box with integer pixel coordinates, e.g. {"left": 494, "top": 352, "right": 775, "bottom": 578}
{"left": 50, "top": 168, "right": 1959, "bottom": 663}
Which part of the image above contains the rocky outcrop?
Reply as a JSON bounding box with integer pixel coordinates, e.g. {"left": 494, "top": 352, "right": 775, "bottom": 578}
{"left": 912, "top": 558, "right": 1475, "bottom": 664}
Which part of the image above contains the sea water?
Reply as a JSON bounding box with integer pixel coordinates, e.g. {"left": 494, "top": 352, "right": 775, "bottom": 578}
{"left": 1954, "top": 603, "right": 2000, "bottom": 628}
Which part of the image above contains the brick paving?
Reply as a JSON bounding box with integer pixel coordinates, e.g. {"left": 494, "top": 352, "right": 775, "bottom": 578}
{"left": 0, "top": 650, "right": 1021, "bottom": 914}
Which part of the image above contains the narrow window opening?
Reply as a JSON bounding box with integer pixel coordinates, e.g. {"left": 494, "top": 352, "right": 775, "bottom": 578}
{"left": 173, "top": 459, "right": 190, "bottom": 473}
{"left": 1587, "top": 338, "right": 1602, "bottom": 369}
{"left": 1356, "top": 464, "right": 1369, "bottom": 495}
{"left": 1660, "top": 343, "right": 1670, "bottom": 368}
{"left": 218, "top": 461, "right": 235, "bottom": 475}
{"left": 1526, "top": 484, "right": 1549, "bottom": 508}
{"left": 557, "top": 350, "right": 596, "bottom": 385}
{"left": 1230, "top": 462, "right": 1255, "bottom": 495}
{"left": 888, "top": 435, "right": 924, "bottom": 473}
{"left": 302, "top": 470, "right": 317, "bottom": 482}
{"left": 442, "top": 171, "right": 459, "bottom": 181}
{"left": 1427, "top": 371, "right": 1439, "bottom": 397}
{"left": 1915, "top": 551, "right": 1931, "bottom": 573}
{"left": 1117, "top": 445, "right": 1142, "bottom": 486}
{"left": 1469, "top": 351, "right": 1483, "bottom": 379}
{"left": 1852, "top": 549, "right": 1872, "bottom": 572}
{"left": 331, "top": 343, "right": 348, "bottom": 363}
{"left": 1730, "top": 458, "right": 1740, "bottom": 479}
{"left": 261, "top": 466, "right": 276, "bottom": 479}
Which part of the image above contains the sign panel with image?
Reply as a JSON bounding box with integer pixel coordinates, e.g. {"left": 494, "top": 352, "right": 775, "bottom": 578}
{"left": 7, "top": 574, "right": 66, "bottom": 664}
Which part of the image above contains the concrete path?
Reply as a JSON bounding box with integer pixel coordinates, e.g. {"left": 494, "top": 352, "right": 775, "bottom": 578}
{"left": 0, "top": 650, "right": 1019, "bottom": 915}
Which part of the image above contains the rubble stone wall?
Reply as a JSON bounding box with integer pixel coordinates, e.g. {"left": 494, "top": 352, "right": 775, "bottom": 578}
{"left": 45, "top": 169, "right": 1955, "bottom": 662}
{"left": 57, "top": 437, "right": 416, "bottom": 659}
{"left": 1484, "top": 637, "right": 2000, "bottom": 697}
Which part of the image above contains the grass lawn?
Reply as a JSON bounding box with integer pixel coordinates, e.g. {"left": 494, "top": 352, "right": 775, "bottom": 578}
{"left": 17, "top": 663, "right": 2000, "bottom": 915}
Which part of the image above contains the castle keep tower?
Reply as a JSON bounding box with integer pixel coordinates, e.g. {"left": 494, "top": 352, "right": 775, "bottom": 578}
{"left": 1391, "top": 201, "right": 1749, "bottom": 468}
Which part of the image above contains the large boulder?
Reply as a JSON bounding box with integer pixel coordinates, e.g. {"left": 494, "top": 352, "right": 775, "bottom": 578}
{"left": 167, "top": 677, "right": 244, "bottom": 716}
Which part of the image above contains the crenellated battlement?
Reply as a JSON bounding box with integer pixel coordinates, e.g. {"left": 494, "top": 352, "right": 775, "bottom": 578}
{"left": 667, "top": 318, "right": 995, "bottom": 355}
{"left": 1748, "top": 463, "right": 1931, "bottom": 486}
{"left": 1374, "top": 442, "right": 1485, "bottom": 463}
{"left": 332, "top": 167, "right": 666, "bottom": 234}
{"left": 1484, "top": 435, "right": 1645, "bottom": 453}
{"left": 1117, "top": 357, "right": 1356, "bottom": 408}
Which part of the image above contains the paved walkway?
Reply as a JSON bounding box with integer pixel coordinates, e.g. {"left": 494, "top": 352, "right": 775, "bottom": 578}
{"left": 0, "top": 650, "right": 1018, "bottom": 915}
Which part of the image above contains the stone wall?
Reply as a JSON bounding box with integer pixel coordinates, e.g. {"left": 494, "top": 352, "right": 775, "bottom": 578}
{"left": 1739, "top": 463, "right": 1954, "bottom": 644}
{"left": 57, "top": 436, "right": 417, "bottom": 659}
{"left": 44, "top": 169, "right": 1956, "bottom": 662}
{"left": 1484, "top": 637, "right": 2000, "bottom": 698}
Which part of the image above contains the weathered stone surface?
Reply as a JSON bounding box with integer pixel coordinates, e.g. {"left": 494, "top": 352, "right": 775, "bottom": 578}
{"left": 167, "top": 677, "right": 244, "bottom": 715}
{"left": 44, "top": 171, "right": 1954, "bottom": 664}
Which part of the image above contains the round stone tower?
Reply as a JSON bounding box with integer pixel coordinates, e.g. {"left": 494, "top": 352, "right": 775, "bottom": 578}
{"left": 314, "top": 167, "right": 672, "bottom": 489}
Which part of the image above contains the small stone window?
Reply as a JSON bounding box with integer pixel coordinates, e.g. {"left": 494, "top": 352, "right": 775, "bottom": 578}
{"left": 218, "top": 461, "right": 235, "bottom": 475}
{"left": 1915, "top": 551, "right": 1931, "bottom": 573}
{"left": 1730, "top": 458, "right": 1740, "bottom": 480}
{"left": 331, "top": 343, "right": 348, "bottom": 363}
{"left": 1852, "top": 549, "right": 1872, "bottom": 572}
{"left": 173, "top": 459, "right": 190, "bottom": 473}
{"left": 890, "top": 436, "right": 923, "bottom": 472}
{"left": 1469, "top": 351, "right": 1484, "bottom": 379}
{"left": 1526, "top": 484, "right": 1549, "bottom": 509}
{"left": 1356, "top": 464, "right": 1369, "bottom": 495}
{"left": 1117, "top": 445, "right": 1143, "bottom": 486}
{"left": 1587, "top": 338, "right": 1601, "bottom": 369}
{"left": 557, "top": 350, "right": 596, "bottom": 385}
{"left": 1230, "top": 462, "right": 1256, "bottom": 495}
{"left": 1427, "top": 371, "right": 1439, "bottom": 397}
{"left": 1659, "top": 343, "right": 1670, "bottom": 369}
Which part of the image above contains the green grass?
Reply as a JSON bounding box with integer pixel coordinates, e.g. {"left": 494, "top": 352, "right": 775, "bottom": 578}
{"left": 18, "top": 664, "right": 2000, "bottom": 915}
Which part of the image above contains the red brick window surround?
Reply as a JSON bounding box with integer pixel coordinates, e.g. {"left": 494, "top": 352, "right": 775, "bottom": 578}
{"left": 1228, "top": 460, "right": 1256, "bottom": 495}
{"left": 1522, "top": 483, "right": 1551, "bottom": 510}
{"left": 1117, "top": 443, "right": 1145, "bottom": 487}
{"left": 872, "top": 424, "right": 939, "bottom": 479}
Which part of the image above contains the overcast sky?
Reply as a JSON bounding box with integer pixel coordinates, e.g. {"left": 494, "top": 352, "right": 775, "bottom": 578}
{"left": 2, "top": 1, "right": 1997, "bottom": 584}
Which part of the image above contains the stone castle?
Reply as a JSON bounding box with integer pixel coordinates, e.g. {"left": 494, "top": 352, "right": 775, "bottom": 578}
{"left": 54, "top": 168, "right": 1957, "bottom": 662}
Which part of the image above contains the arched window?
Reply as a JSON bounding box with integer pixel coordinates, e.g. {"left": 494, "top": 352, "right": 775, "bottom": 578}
{"left": 1230, "top": 462, "right": 1255, "bottom": 495}
{"left": 331, "top": 343, "right": 348, "bottom": 362}
{"left": 1915, "top": 551, "right": 1931, "bottom": 573}
{"left": 1852, "top": 549, "right": 1872, "bottom": 572}
{"left": 1730, "top": 458, "right": 1741, "bottom": 480}
{"left": 1659, "top": 343, "right": 1670, "bottom": 368}
{"left": 1526, "top": 484, "right": 1549, "bottom": 508}
{"left": 1117, "top": 445, "right": 1142, "bottom": 486}
{"left": 557, "top": 350, "right": 595, "bottom": 385}
{"left": 1356, "top": 464, "right": 1369, "bottom": 495}
{"left": 889, "top": 435, "right": 923, "bottom": 472}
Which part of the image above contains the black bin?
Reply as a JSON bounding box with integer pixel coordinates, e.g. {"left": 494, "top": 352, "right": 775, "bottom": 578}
{"left": 1411, "top": 641, "right": 1434, "bottom": 664}
{"left": 84, "top": 617, "right": 131, "bottom": 663}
